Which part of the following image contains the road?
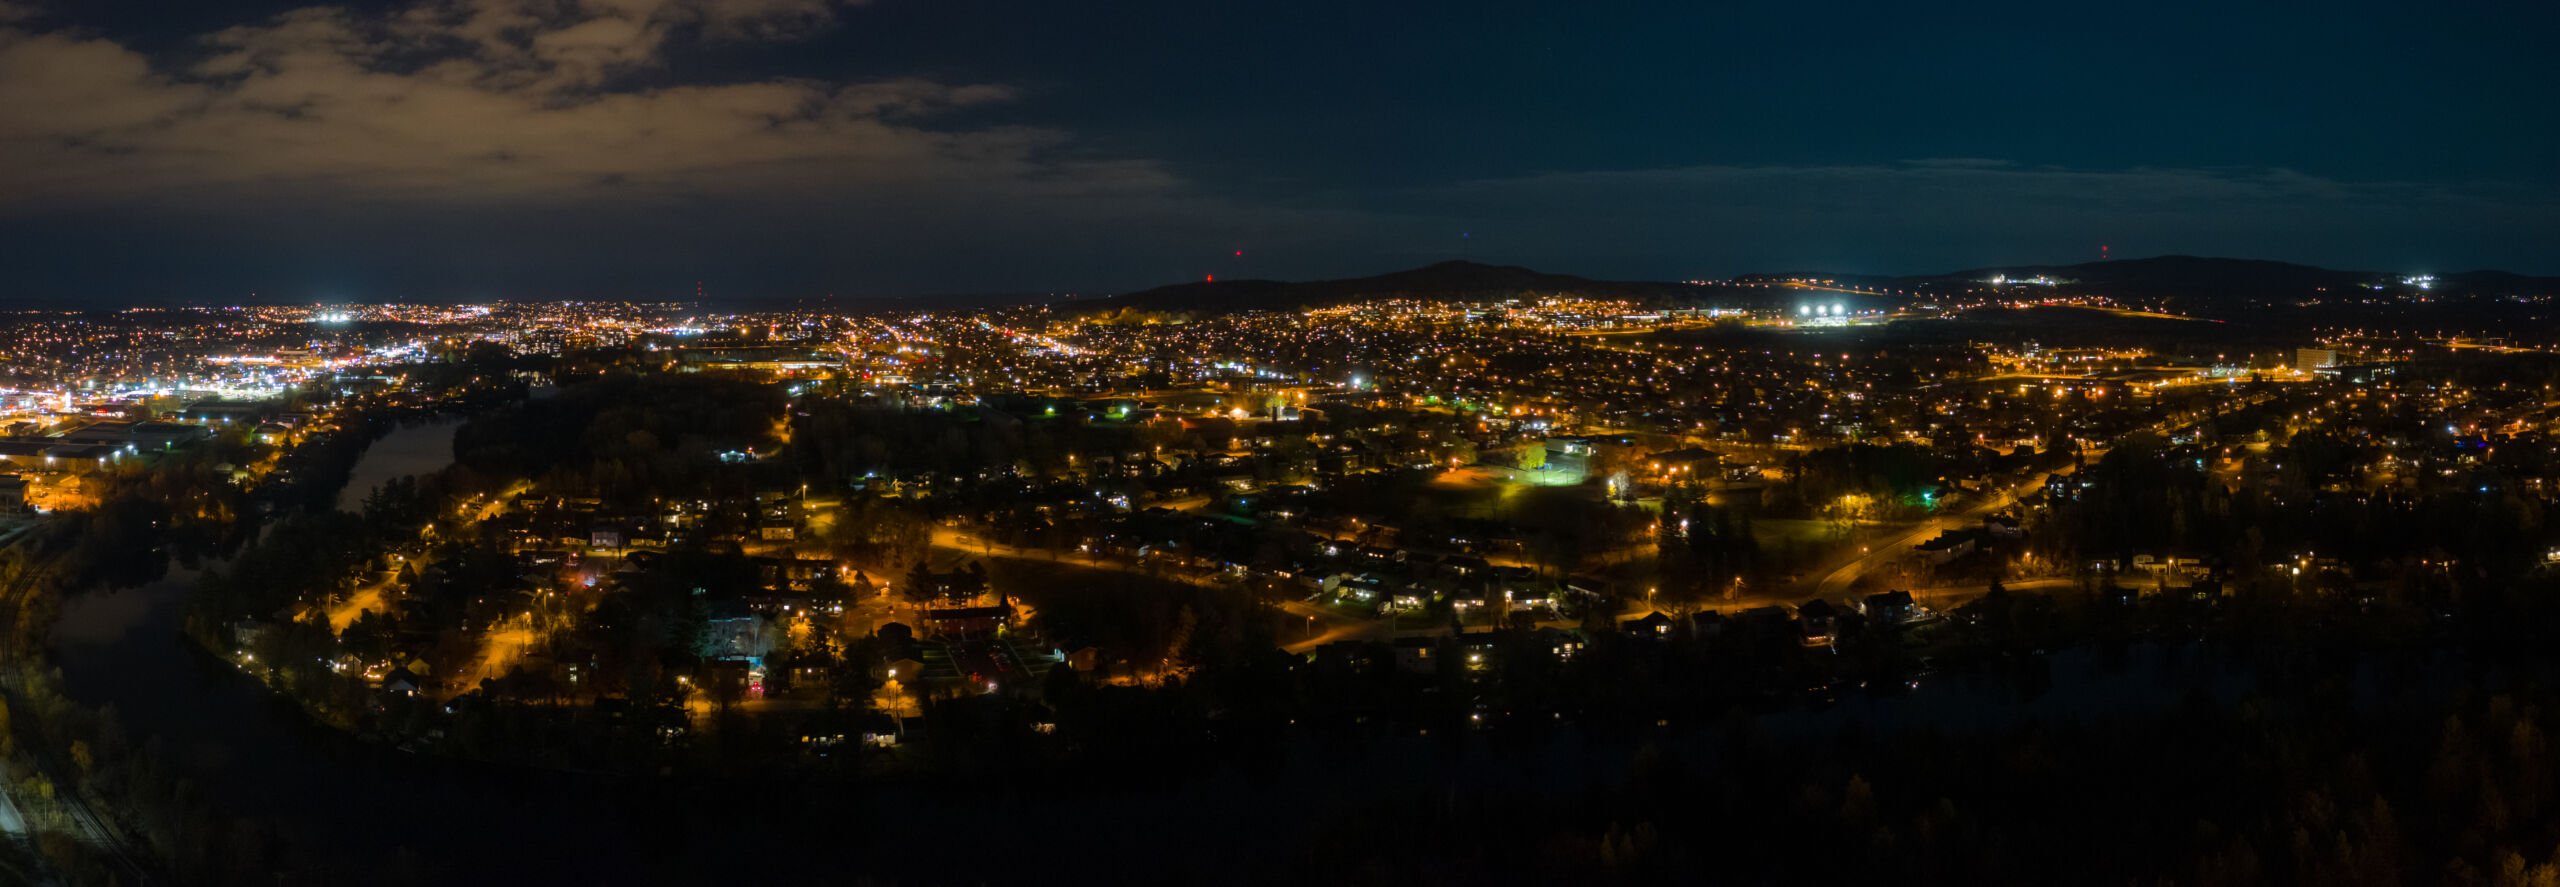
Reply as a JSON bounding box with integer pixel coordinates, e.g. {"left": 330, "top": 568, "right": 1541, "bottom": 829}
{"left": 1801, "top": 465, "right": 2063, "bottom": 599}
{"left": 329, "top": 569, "right": 397, "bottom": 631}
{"left": 1278, "top": 599, "right": 1379, "bottom": 653}
{"left": 1795, "top": 389, "right": 2275, "bottom": 600}
{"left": 928, "top": 527, "right": 1225, "bottom": 588}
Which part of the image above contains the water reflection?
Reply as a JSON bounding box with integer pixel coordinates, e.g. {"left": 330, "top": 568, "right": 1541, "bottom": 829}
{"left": 336, "top": 418, "right": 467, "bottom": 513}
{"left": 37, "top": 418, "right": 639, "bottom": 879}
{"left": 52, "top": 578, "right": 182, "bottom": 647}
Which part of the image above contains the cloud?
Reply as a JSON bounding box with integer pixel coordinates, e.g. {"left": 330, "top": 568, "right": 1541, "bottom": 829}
{"left": 0, "top": 0, "right": 1161, "bottom": 210}
{"left": 8, "top": 4, "right": 2552, "bottom": 297}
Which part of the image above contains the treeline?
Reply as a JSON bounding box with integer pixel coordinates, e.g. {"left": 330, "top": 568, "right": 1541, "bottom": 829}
{"left": 2033, "top": 435, "right": 2553, "bottom": 590}
{"left": 454, "top": 373, "right": 784, "bottom": 508}
{"left": 848, "top": 564, "right": 2560, "bottom": 886}
{"left": 789, "top": 399, "right": 1164, "bottom": 485}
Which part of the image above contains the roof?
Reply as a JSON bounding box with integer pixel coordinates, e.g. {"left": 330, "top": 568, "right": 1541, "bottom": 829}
{"left": 0, "top": 440, "right": 118, "bottom": 460}
{"left": 1649, "top": 447, "right": 1721, "bottom": 465}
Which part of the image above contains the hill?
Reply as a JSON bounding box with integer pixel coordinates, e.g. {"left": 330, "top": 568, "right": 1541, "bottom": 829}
{"left": 1070, "top": 260, "right": 1708, "bottom": 314}
{"left": 1070, "top": 256, "right": 2560, "bottom": 317}
{"left": 1897, "top": 255, "right": 2560, "bottom": 310}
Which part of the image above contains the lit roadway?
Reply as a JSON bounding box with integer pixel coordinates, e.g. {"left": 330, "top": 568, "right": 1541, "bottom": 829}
{"left": 1279, "top": 599, "right": 1375, "bottom": 653}
{"left": 1798, "top": 461, "right": 2082, "bottom": 600}
{"left": 1793, "top": 389, "right": 2275, "bottom": 601}
{"left": 927, "top": 526, "right": 1223, "bottom": 588}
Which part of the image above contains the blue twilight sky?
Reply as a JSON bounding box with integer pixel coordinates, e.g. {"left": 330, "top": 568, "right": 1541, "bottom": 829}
{"left": 0, "top": 0, "right": 2554, "bottom": 304}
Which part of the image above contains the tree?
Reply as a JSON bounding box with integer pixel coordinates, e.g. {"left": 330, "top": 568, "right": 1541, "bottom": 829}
{"left": 1514, "top": 442, "right": 1547, "bottom": 471}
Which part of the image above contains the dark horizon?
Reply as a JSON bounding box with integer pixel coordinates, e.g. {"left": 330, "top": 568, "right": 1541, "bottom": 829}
{"left": 3, "top": 0, "right": 2556, "bottom": 304}
{"left": 0, "top": 250, "right": 2544, "bottom": 312}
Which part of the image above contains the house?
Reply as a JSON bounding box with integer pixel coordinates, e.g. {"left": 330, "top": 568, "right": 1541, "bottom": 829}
{"left": 1066, "top": 646, "right": 1102, "bottom": 673}
{"left": 1391, "top": 636, "right": 1439, "bottom": 673}
{"left": 750, "top": 556, "right": 837, "bottom": 593}
{"left": 1321, "top": 572, "right": 1383, "bottom": 606}
{"left": 1436, "top": 555, "right": 1492, "bottom": 578}
{"left": 1444, "top": 586, "right": 1491, "bottom": 615}
{"left": 0, "top": 474, "right": 25, "bottom": 512}
{"left": 1914, "top": 530, "right": 1978, "bottom": 565}
{"left": 2043, "top": 472, "right": 2091, "bottom": 502}
{"left": 1532, "top": 627, "right": 1585, "bottom": 661}
{"left": 61, "top": 420, "right": 210, "bottom": 450}
{"left": 1689, "top": 609, "right": 1727, "bottom": 639}
{"left": 885, "top": 657, "right": 927, "bottom": 683}
{"left": 922, "top": 602, "right": 1013, "bottom": 641}
{"left": 699, "top": 597, "right": 773, "bottom": 659}
{"left": 1455, "top": 631, "right": 1500, "bottom": 672}
{"left": 1645, "top": 447, "right": 1722, "bottom": 479}
{"left": 1795, "top": 599, "right": 1841, "bottom": 646}
{"left": 1623, "top": 611, "right": 1676, "bottom": 639}
{"left": 1862, "top": 590, "right": 1917, "bottom": 624}
{"left": 382, "top": 667, "right": 422, "bottom": 696}
{"left": 1983, "top": 514, "right": 2025, "bottom": 539}
{"left": 1541, "top": 435, "right": 1628, "bottom": 481}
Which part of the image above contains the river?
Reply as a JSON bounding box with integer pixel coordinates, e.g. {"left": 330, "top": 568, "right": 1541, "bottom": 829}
{"left": 45, "top": 418, "right": 673, "bottom": 882}
{"left": 334, "top": 418, "right": 469, "bottom": 514}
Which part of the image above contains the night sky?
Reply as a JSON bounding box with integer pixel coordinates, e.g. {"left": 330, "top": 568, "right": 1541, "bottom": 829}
{"left": 2, "top": 0, "right": 2554, "bottom": 304}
